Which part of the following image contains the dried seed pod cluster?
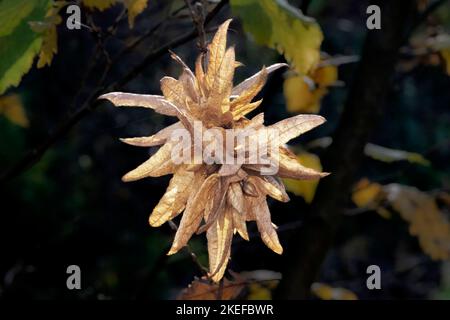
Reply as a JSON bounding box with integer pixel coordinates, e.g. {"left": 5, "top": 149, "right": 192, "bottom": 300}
{"left": 100, "top": 19, "right": 328, "bottom": 282}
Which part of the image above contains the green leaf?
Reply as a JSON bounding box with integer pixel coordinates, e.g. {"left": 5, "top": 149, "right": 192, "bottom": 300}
{"left": 0, "top": 0, "right": 37, "bottom": 37}
{"left": 230, "top": 0, "right": 323, "bottom": 75}
{"left": 0, "top": 0, "right": 51, "bottom": 95}
{"left": 364, "top": 143, "right": 431, "bottom": 166}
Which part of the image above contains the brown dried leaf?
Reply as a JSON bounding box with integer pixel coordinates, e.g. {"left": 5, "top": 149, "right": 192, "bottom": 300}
{"left": 269, "top": 114, "right": 326, "bottom": 145}
{"left": 160, "top": 76, "right": 188, "bottom": 109}
{"left": 122, "top": 142, "right": 176, "bottom": 182}
{"left": 149, "top": 167, "right": 203, "bottom": 227}
{"left": 207, "top": 205, "right": 234, "bottom": 282}
{"left": 168, "top": 174, "right": 220, "bottom": 255}
{"left": 231, "top": 68, "right": 267, "bottom": 111}
{"left": 252, "top": 196, "right": 283, "bottom": 254}
{"left": 208, "top": 47, "right": 236, "bottom": 115}
{"left": 99, "top": 92, "right": 178, "bottom": 116}
{"left": 277, "top": 147, "right": 329, "bottom": 180}
{"left": 259, "top": 176, "right": 290, "bottom": 202}
{"left": 242, "top": 178, "right": 259, "bottom": 197}
{"left": 231, "top": 99, "right": 263, "bottom": 120}
{"left": 232, "top": 207, "right": 249, "bottom": 241}
{"left": 195, "top": 53, "right": 206, "bottom": 90}
{"left": 206, "top": 19, "right": 232, "bottom": 90}
{"left": 219, "top": 164, "right": 241, "bottom": 176}
{"left": 232, "top": 63, "right": 288, "bottom": 96}
{"left": 120, "top": 121, "right": 183, "bottom": 147}
{"left": 227, "top": 182, "right": 243, "bottom": 212}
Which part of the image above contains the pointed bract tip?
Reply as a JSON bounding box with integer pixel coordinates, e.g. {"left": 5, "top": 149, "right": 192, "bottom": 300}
{"left": 167, "top": 246, "right": 179, "bottom": 256}
{"left": 121, "top": 173, "right": 136, "bottom": 183}
{"left": 98, "top": 92, "right": 114, "bottom": 102}
{"left": 273, "top": 246, "right": 283, "bottom": 255}
{"left": 149, "top": 216, "right": 163, "bottom": 227}
{"left": 316, "top": 115, "right": 327, "bottom": 124}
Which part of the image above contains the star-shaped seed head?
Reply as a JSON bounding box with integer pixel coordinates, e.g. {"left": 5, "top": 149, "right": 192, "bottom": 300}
{"left": 100, "top": 19, "right": 329, "bottom": 282}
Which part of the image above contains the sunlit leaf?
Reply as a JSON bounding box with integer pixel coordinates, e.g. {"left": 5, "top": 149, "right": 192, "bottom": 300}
{"left": 283, "top": 65, "right": 337, "bottom": 114}
{"left": 283, "top": 152, "right": 323, "bottom": 203}
{"left": 384, "top": 184, "right": 450, "bottom": 260}
{"left": 102, "top": 20, "right": 328, "bottom": 282}
{"left": 82, "top": 0, "right": 117, "bottom": 10}
{"left": 351, "top": 178, "right": 383, "bottom": 208}
{"left": 365, "top": 143, "right": 430, "bottom": 166}
{"left": 231, "top": 0, "right": 323, "bottom": 74}
{"left": 311, "top": 283, "right": 358, "bottom": 300}
{"left": 123, "top": 0, "right": 148, "bottom": 28}
{"left": 0, "top": 0, "right": 51, "bottom": 94}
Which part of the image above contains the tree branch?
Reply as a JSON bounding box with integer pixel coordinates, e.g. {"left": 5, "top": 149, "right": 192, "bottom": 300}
{"left": 275, "top": 0, "right": 418, "bottom": 299}
{"left": 0, "top": 0, "right": 229, "bottom": 184}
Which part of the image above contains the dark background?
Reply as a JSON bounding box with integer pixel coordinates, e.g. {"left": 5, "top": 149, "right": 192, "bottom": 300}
{"left": 0, "top": 0, "right": 449, "bottom": 299}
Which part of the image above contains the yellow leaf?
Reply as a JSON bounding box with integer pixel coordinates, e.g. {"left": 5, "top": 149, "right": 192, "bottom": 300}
{"left": 283, "top": 152, "right": 322, "bottom": 203}
{"left": 283, "top": 65, "right": 337, "bottom": 114}
{"left": 123, "top": 0, "right": 148, "bottom": 28}
{"left": 36, "top": 20, "right": 59, "bottom": 68}
{"left": 311, "top": 283, "right": 358, "bottom": 300}
{"left": 231, "top": 0, "right": 323, "bottom": 75}
{"left": 351, "top": 178, "right": 383, "bottom": 208}
{"left": 312, "top": 65, "right": 338, "bottom": 87}
{"left": 31, "top": 2, "right": 64, "bottom": 68}
{"left": 364, "top": 143, "right": 430, "bottom": 166}
{"left": 247, "top": 283, "right": 273, "bottom": 300}
{"left": 440, "top": 49, "right": 450, "bottom": 76}
{"left": 83, "top": 0, "right": 117, "bottom": 10}
{"left": 284, "top": 75, "right": 316, "bottom": 113}
{"left": 376, "top": 207, "right": 392, "bottom": 220}
{"left": 0, "top": 94, "right": 29, "bottom": 127}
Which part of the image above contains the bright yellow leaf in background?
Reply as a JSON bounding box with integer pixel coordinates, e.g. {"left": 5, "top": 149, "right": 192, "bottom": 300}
{"left": 311, "top": 282, "right": 358, "bottom": 300}
{"left": 313, "top": 65, "right": 338, "bottom": 86}
{"left": 83, "top": 0, "right": 117, "bottom": 11}
{"left": 284, "top": 65, "right": 338, "bottom": 114}
{"left": 441, "top": 49, "right": 450, "bottom": 75}
{"left": 29, "top": 1, "right": 65, "bottom": 68}
{"left": 123, "top": 0, "right": 148, "bottom": 28}
{"left": 283, "top": 152, "right": 322, "bottom": 203}
{"left": 352, "top": 178, "right": 383, "bottom": 208}
{"left": 0, "top": 94, "right": 29, "bottom": 127}
{"left": 364, "top": 143, "right": 430, "bottom": 166}
{"left": 351, "top": 178, "right": 450, "bottom": 260}
{"left": 231, "top": 0, "right": 323, "bottom": 75}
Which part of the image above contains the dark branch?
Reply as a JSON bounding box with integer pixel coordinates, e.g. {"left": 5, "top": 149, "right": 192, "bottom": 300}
{"left": 0, "top": 0, "right": 229, "bottom": 184}
{"left": 300, "top": 0, "right": 313, "bottom": 14}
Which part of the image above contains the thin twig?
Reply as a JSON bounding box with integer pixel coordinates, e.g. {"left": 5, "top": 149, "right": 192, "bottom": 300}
{"left": 216, "top": 278, "right": 224, "bottom": 300}
{"left": 185, "top": 0, "right": 208, "bottom": 53}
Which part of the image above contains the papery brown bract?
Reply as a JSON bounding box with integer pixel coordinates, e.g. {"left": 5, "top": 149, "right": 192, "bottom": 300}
{"left": 100, "top": 19, "right": 328, "bottom": 282}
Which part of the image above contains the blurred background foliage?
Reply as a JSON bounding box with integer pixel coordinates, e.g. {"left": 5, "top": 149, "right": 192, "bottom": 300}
{"left": 0, "top": 0, "right": 449, "bottom": 299}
